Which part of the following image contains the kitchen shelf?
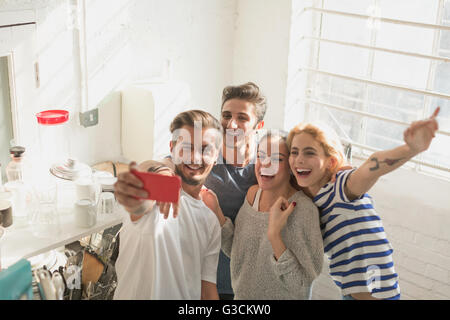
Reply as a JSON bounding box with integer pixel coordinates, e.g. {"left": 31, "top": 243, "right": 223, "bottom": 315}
{"left": 0, "top": 207, "right": 124, "bottom": 269}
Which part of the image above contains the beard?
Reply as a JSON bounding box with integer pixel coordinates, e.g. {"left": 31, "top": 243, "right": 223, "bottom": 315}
{"left": 175, "top": 165, "right": 204, "bottom": 186}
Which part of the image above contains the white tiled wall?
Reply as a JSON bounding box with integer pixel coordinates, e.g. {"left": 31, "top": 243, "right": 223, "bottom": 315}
{"left": 310, "top": 162, "right": 450, "bottom": 300}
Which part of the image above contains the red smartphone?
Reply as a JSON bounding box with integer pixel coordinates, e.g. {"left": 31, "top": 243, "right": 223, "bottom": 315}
{"left": 131, "top": 170, "right": 182, "bottom": 203}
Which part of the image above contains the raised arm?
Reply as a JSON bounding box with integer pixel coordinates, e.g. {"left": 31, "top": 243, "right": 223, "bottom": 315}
{"left": 345, "top": 107, "right": 440, "bottom": 200}
{"left": 267, "top": 196, "right": 324, "bottom": 296}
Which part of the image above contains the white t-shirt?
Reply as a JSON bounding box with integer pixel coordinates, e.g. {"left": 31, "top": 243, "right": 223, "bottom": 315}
{"left": 113, "top": 190, "right": 221, "bottom": 300}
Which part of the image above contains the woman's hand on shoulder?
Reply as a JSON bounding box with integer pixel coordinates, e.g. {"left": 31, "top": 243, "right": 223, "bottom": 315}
{"left": 200, "top": 188, "right": 219, "bottom": 213}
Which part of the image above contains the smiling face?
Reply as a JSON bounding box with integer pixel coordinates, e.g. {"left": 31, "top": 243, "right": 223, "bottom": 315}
{"left": 171, "top": 125, "right": 220, "bottom": 186}
{"left": 288, "top": 132, "right": 335, "bottom": 195}
{"left": 221, "top": 98, "right": 260, "bottom": 149}
{"left": 255, "top": 136, "right": 291, "bottom": 191}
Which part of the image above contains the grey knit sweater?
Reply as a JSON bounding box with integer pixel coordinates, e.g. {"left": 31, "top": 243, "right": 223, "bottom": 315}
{"left": 221, "top": 189, "right": 324, "bottom": 300}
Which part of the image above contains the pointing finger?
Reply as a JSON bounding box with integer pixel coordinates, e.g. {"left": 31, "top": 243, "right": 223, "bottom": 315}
{"left": 431, "top": 106, "right": 440, "bottom": 119}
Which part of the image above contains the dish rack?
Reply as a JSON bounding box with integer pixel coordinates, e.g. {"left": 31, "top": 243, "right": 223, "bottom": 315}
{"left": 32, "top": 224, "right": 121, "bottom": 300}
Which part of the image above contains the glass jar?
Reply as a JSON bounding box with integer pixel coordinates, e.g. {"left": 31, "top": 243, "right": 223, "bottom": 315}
{"left": 50, "top": 158, "right": 92, "bottom": 215}
{"left": 30, "top": 182, "right": 60, "bottom": 239}
{"left": 35, "top": 110, "right": 70, "bottom": 171}
{"left": 35, "top": 110, "right": 93, "bottom": 216}
{"left": 34, "top": 110, "right": 70, "bottom": 217}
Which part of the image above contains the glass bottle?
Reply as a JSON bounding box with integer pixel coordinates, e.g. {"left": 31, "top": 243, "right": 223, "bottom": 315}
{"left": 4, "top": 146, "right": 33, "bottom": 227}
{"left": 6, "top": 146, "right": 26, "bottom": 182}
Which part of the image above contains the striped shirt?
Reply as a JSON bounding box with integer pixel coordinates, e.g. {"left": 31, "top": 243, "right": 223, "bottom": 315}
{"left": 314, "top": 169, "right": 400, "bottom": 300}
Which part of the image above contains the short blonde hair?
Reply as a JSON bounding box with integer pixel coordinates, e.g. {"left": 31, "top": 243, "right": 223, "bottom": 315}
{"left": 286, "top": 122, "right": 347, "bottom": 175}
{"left": 170, "top": 110, "right": 221, "bottom": 133}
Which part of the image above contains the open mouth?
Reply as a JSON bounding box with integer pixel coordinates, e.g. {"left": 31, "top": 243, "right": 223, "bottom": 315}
{"left": 225, "top": 129, "right": 243, "bottom": 137}
{"left": 260, "top": 175, "right": 275, "bottom": 182}
{"left": 295, "top": 168, "right": 312, "bottom": 178}
{"left": 259, "top": 169, "right": 277, "bottom": 181}
{"left": 184, "top": 164, "right": 204, "bottom": 174}
{"left": 260, "top": 167, "right": 277, "bottom": 179}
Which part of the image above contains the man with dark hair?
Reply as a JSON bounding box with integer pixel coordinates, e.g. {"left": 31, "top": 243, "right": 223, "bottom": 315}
{"left": 205, "top": 82, "right": 267, "bottom": 299}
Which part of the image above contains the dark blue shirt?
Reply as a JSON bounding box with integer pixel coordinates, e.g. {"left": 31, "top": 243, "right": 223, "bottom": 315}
{"left": 204, "top": 158, "right": 257, "bottom": 295}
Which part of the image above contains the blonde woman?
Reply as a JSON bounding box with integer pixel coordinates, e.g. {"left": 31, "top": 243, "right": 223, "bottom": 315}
{"left": 286, "top": 108, "right": 440, "bottom": 300}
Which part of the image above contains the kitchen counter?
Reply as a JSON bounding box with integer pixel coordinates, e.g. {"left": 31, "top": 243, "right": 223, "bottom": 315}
{"left": 0, "top": 207, "right": 124, "bottom": 269}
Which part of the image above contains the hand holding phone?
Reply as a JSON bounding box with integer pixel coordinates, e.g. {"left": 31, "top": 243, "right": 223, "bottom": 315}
{"left": 131, "top": 169, "right": 181, "bottom": 203}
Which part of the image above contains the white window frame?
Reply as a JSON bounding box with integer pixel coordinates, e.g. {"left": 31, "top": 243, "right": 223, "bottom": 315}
{"left": 296, "top": 0, "right": 450, "bottom": 176}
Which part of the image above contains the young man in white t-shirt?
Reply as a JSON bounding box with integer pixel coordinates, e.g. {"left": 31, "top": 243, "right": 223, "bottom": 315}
{"left": 113, "top": 110, "right": 223, "bottom": 300}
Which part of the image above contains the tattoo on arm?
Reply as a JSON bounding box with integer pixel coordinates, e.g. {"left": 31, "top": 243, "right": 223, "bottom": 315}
{"left": 369, "top": 157, "right": 404, "bottom": 171}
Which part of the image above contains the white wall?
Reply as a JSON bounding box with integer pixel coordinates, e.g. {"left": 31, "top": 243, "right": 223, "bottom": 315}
{"left": 232, "top": 0, "right": 292, "bottom": 130}
{"left": 0, "top": 0, "right": 126, "bottom": 166}
{"left": 0, "top": 0, "right": 236, "bottom": 166}
{"left": 1, "top": 0, "right": 290, "bottom": 161}
{"left": 284, "top": 0, "right": 318, "bottom": 131}
{"left": 370, "top": 166, "right": 450, "bottom": 299}
{"left": 128, "top": 0, "right": 236, "bottom": 117}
